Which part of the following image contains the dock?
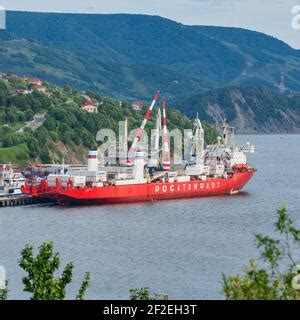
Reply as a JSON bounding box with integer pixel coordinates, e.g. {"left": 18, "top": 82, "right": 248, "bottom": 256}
{"left": 0, "top": 195, "right": 34, "bottom": 207}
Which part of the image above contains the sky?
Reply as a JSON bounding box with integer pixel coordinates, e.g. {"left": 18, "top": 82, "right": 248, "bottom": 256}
{"left": 1, "top": 0, "right": 300, "bottom": 48}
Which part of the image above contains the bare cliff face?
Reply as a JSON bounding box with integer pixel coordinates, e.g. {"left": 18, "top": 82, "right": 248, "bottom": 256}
{"left": 177, "top": 86, "right": 300, "bottom": 133}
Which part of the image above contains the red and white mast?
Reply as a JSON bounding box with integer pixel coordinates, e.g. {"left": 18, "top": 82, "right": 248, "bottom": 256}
{"left": 162, "top": 100, "right": 171, "bottom": 170}
{"left": 128, "top": 91, "right": 160, "bottom": 164}
{"left": 149, "top": 108, "right": 161, "bottom": 168}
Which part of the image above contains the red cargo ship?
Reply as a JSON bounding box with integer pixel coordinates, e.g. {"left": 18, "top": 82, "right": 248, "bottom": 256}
{"left": 24, "top": 168, "right": 254, "bottom": 206}
{"left": 22, "top": 91, "right": 256, "bottom": 205}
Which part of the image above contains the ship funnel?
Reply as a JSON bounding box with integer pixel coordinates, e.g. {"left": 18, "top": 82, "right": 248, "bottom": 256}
{"left": 88, "top": 150, "right": 98, "bottom": 173}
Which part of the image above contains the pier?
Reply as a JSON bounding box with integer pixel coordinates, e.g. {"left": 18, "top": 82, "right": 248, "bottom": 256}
{"left": 0, "top": 195, "right": 33, "bottom": 207}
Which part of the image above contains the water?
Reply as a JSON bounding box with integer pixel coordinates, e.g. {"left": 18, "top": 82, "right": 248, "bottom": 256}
{"left": 1, "top": 135, "right": 300, "bottom": 300}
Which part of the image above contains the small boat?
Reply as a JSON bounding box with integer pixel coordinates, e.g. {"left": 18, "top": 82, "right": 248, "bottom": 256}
{"left": 0, "top": 165, "right": 26, "bottom": 198}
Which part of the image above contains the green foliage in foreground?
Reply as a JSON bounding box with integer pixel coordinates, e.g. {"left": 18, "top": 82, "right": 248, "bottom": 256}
{"left": 129, "top": 287, "right": 169, "bottom": 300}
{"left": 1, "top": 241, "right": 166, "bottom": 301}
{"left": 19, "top": 242, "right": 90, "bottom": 300}
{"left": 222, "top": 204, "right": 300, "bottom": 300}
{"left": 4, "top": 205, "right": 299, "bottom": 301}
{"left": 0, "top": 280, "right": 8, "bottom": 300}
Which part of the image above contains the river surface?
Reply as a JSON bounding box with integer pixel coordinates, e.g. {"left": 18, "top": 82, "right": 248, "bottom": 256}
{"left": 1, "top": 135, "right": 300, "bottom": 300}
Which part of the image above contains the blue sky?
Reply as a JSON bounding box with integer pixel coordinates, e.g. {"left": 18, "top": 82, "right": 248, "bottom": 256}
{"left": 1, "top": 0, "right": 300, "bottom": 48}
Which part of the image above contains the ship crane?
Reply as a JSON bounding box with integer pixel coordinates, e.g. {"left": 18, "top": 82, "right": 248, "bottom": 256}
{"left": 149, "top": 108, "right": 162, "bottom": 168}
{"left": 222, "top": 120, "right": 235, "bottom": 149}
{"left": 192, "top": 113, "right": 205, "bottom": 164}
{"left": 187, "top": 113, "right": 205, "bottom": 165}
{"left": 185, "top": 114, "right": 210, "bottom": 176}
{"left": 127, "top": 91, "right": 160, "bottom": 165}
{"left": 162, "top": 100, "right": 171, "bottom": 171}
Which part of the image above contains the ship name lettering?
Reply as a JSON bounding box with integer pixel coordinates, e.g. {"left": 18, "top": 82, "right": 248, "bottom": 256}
{"left": 154, "top": 181, "right": 219, "bottom": 194}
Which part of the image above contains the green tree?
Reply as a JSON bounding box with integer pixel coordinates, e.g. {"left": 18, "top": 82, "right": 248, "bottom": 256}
{"left": 19, "top": 242, "right": 90, "bottom": 300}
{"left": 39, "top": 148, "right": 51, "bottom": 164}
{"left": 27, "top": 136, "right": 40, "bottom": 158}
{"left": 129, "top": 287, "right": 169, "bottom": 300}
{"left": 76, "top": 272, "right": 91, "bottom": 300}
{"left": 0, "top": 281, "right": 8, "bottom": 300}
{"left": 222, "top": 204, "right": 300, "bottom": 300}
{"left": 44, "top": 117, "right": 57, "bottom": 131}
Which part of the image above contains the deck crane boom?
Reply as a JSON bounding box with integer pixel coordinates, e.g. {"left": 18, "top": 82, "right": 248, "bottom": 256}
{"left": 194, "top": 113, "right": 205, "bottom": 164}
{"left": 149, "top": 108, "right": 161, "bottom": 168}
{"left": 162, "top": 100, "right": 171, "bottom": 170}
{"left": 186, "top": 113, "right": 205, "bottom": 165}
{"left": 128, "top": 91, "right": 160, "bottom": 164}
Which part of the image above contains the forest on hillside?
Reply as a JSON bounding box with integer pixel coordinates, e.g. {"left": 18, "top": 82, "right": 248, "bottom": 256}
{"left": 0, "top": 74, "right": 217, "bottom": 165}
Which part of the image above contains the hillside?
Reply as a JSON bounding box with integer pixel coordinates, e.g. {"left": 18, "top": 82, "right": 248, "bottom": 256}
{"left": 192, "top": 26, "right": 300, "bottom": 91}
{"left": 1, "top": 11, "right": 300, "bottom": 101}
{"left": 0, "top": 73, "right": 217, "bottom": 166}
{"left": 0, "top": 33, "right": 211, "bottom": 101}
{"left": 174, "top": 86, "right": 300, "bottom": 133}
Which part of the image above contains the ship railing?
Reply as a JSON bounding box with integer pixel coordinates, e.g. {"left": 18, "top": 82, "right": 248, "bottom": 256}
{"left": 239, "top": 144, "right": 255, "bottom": 153}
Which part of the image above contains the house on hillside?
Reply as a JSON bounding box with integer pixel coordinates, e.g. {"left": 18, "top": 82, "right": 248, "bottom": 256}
{"left": 23, "top": 76, "right": 52, "bottom": 97}
{"left": 12, "top": 88, "right": 33, "bottom": 95}
{"left": 81, "top": 96, "right": 99, "bottom": 113}
{"left": 23, "top": 76, "right": 42, "bottom": 87}
{"left": 132, "top": 101, "right": 143, "bottom": 111}
{"left": 45, "top": 91, "right": 52, "bottom": 97}
{"left": 35, "top": 84, "right": 46, "bottom": 93}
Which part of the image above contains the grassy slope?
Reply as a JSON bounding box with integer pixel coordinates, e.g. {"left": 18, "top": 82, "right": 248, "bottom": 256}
{"left": 0, "top": 144, "right": 29, "bottom": 166}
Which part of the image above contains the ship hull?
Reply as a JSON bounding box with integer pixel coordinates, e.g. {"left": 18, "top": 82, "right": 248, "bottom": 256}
{"left": 37, "top": 171, "right": 255, "bottom": 205}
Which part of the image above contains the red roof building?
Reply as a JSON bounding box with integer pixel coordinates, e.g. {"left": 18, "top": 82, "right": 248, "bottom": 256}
{"left": 81, "top": 98, "right": 99, "bottom": 113}
{"left": 23, "top": 76, "right": 43, "bottom": 87}
{"left": 132, "top": 101, "right": 143, "bottom": 111}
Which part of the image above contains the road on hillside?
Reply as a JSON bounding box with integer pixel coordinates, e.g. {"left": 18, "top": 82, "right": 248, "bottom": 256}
{"left": 17, "top": 114, "right": 46, "bottom": 133}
